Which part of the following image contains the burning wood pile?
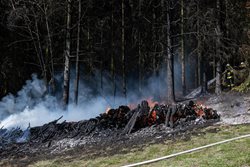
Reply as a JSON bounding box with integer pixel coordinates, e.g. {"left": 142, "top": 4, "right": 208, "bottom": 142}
{"left": 0, "top": 100, "right": 220, "bottom": 150}
{"left": 122, "top": 100, "right": 219, "bottom": 134}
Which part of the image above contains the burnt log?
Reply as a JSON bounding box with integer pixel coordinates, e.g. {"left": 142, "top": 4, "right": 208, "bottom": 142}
{"left": 123, "top": 106, "right": 140, "bottom": 135}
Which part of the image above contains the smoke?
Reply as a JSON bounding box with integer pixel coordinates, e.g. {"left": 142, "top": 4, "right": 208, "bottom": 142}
{"left": 0, "top": 74, "right": 109, "bottom": 129}
{"left": 0, "top": 98, "right": 108, "bottom": 129}
{"left": 0, "top": 56, "right": 196, "bottom": 129}
{"left": 0, "top": 71, "right": 167, "bottom": 129}
{"left": 0, "top": 74, "right": 47, "bottom": 120}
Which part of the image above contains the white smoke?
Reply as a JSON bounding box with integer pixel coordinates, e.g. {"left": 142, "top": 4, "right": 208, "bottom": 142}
{"left": 0, "top": 74, "right": 47, "bottom": 119}
{"left": 0, "top": 71, "right": 164, "bottom": 129}
{"left": 0, "top": 74, "right": 109, "bottom": 129}
{"left": 0, "top": 98, "right": 108, "bottom": 129}
{"left": 0, "top": 56, "right": 196, "bottom": 129}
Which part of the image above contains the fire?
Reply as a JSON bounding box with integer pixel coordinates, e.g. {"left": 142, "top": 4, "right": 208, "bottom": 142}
{"left": 151, "top": 110, "right": 157, "bottom": 121}
{"left": 146, "top": 97, "right": 159, "bottom": 109}
{"left": 196, "top": 97, "right": 209, "bottom": 107}
{"left": 105, "top": 107, "right": 111, "bottom": 114}
{"left": 128, "top": 103, "right": 137, "bottom": 110}
{"left": 191, "top": 100, "right": 209, "bottom": 117}
{"left": 194, "top": 104, "right": 206, "bottom": 117}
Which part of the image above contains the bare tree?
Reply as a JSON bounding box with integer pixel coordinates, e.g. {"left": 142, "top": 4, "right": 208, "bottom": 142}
{"left": 138, "top": 0, "right": 143, "bottom": 93}
{"left": 215, "top": 0, "right": 222, "bottom": 95}
{"left": 121, "top": 0, "right": 127, "bottom": 100}
{"left": 74, "top": 0, "right": 81, "bottom": 105}
{"left": 111, "top": 0, "right": 116, "bottom": 103}
{"left": 63, "top": 0, "right": 71, "bottom": 108}
{"left": 180, "top": 0, "right": 186, "bottom": 96}
{"left": 44, "top": 0, "right": 55, "bottom": 93}
{"left": 166, "top": 0, "right": 175, "bottom": 103}
{"left": 196, "top": 0, "right": 201, "bottom": 87}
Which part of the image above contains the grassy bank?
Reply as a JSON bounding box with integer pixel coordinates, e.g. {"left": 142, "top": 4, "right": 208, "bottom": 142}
{"left": 28, "top": 124, "right": 250, "bottom": 167}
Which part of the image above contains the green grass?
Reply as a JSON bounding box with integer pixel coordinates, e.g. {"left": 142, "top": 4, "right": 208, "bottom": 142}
{"left": 30, "top": 124, "right": 250, "bottom": 167}
{"left": 233, "top": 75, "right": 250, "bottom": 93}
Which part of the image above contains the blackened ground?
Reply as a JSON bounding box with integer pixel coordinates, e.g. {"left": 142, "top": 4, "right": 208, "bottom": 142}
{"left": 0, "top": 92, "right": 249, "bottom": 167}
{"left": 0, "top": 120, "right": 219, "bottom": 167}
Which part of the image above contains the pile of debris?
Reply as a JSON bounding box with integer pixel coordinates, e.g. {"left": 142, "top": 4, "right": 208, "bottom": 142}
{"left": 122, "top": 100, "right": 219, "bottom": 134}
{"left": 0, "top": 100, "right": 220, "bottom": 150}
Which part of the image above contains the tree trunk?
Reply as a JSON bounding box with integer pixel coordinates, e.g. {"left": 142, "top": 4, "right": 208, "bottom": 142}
{"left": 111, "top": 0, "right": 116, "bottom": 104}
{"left": 213, "top": 55, "right": 216, "bottom": 78}
{"left": 122, "top": 0, "right": 127, "bottom": 99}
{"left": 195, "top": 57, "right": 198, "bottom": 88}
{"left": 44, "top": 3, "right": 55, "bottom": 94}
{"left": 161, "top": 0, "right": 164, "bottom": 56}
{"left": 201, "top": 71, "right": 208, "bottom": 94}
{"left": 100, "top": 62, "right": 103, "bottom": 91}
{"left": 166, "top": 2, "right": 175, "bottom": 104}
{"left": 34, "top": 15, "right": 47, "bottom": 83}
{"left": 138, "top": 35, "right": 143, "bottom": 93}
{"left": 25, "top": 20, "right": 44, "bottom": 79}
{"left": 74, "top": 0, "right": 81, "bottom": 105}
{"left": 152, "top": 5, "right": 160, "bottom": 99}
{"left": 215, "top": 0, "right": 222, "bottom": 95}
{"left": 138, "top": 0, "right": 142, "bottom": 93}
{"left": 215, "top": 61, "right": 222, "bottom": 95}
{"left": 181, "top": 0, "right": 186, "bottom": 96}
{"left": 197, "top": 53, "right": 201, "bottom": 86}
{"left": 196, "top": 1, "right": 201, "bottom": 87}
{"left": 152, "top": 6, "right": 157, "bottom": 76}
{"left": 201, "top": 58, "right": 208, "bottom": 94}
{"left": 225, "top": 0, "right": 229, "bottom": 37}
{"left": 63, "top": 0, "right": 71, "bottom": 108}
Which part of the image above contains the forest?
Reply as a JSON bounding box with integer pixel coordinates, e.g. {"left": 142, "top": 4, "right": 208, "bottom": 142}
{"left": 0, "top": 1, "right": 250, "bottom": 166}
{"left": 0, "top": 0, "right": 249, "bottom": 108}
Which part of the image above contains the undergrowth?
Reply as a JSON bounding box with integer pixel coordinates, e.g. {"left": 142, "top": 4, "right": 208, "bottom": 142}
{"left": 233, "top": 75, "right": 250, "bottom": 93}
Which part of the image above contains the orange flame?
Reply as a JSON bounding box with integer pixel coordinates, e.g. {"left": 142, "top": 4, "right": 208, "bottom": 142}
{"left": 194, "top": 104, "right": 205, "bottom": 117}
{"left": 128, "top": 103, "right": 137, "bottom": 110}
{"left": 148, "top": 110, "right": 157, "bottom": 126}
{"left": 105, "top": 107, "right": 111, "bottom": 114}
{"left": 151, "top": 110, "right": 157, "bottom": 122}
{"left": 146, "top": 97, "right": 159, "bottom": 109}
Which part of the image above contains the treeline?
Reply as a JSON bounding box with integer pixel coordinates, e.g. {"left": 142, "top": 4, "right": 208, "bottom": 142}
{"left": 0, "top": 0, "right": 249, "bottom": 105}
